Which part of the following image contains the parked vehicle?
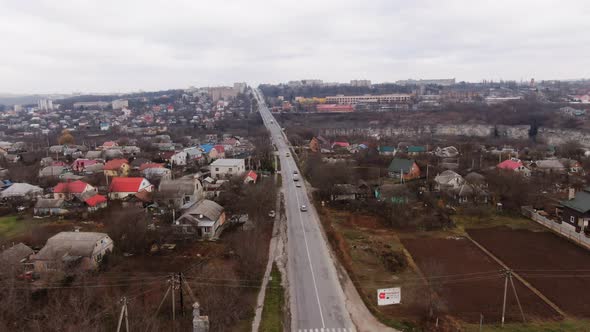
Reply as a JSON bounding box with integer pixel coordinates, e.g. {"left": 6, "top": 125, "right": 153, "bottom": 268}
{"left": 268, "top": 210, "right": 276, "bottom": 218}
{"left": 300, "top": 205, "right": 308, "bottom": 212}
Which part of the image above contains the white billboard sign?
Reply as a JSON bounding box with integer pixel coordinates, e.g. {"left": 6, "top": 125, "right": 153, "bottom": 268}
{"left": 377, "top": 287, "right": 401, "bottom": 306}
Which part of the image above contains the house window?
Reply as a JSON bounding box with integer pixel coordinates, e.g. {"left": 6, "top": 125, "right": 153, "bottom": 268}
{"left": 229, "top": 168, "right": 232, "bottom": 172}
{"left": 570, "top": 216, "right": 576, "bottom": 224}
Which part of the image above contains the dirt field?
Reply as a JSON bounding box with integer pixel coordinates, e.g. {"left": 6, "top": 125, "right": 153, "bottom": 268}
{"left": 469, "top": 227, "right": 590, "bottom": 318}
{"left": 401, "top": 236, "right": 559, "bottom": 324}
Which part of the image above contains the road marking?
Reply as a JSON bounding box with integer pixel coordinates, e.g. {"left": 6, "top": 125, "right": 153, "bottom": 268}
{"left": 262, "top": 105, "right": 326, "bottom": 328}
{"left": 293, "top": 183, "right": 326, "bottom": 328}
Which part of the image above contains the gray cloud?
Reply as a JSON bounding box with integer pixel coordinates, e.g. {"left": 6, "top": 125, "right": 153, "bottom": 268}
{"left": 0, "top": 0, "right": 588, "bottom": 93}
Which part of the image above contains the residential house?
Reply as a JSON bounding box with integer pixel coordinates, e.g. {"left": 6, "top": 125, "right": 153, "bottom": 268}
{"left": 34, "top": 198, "right": 67, "bottom": 216}
{"left": 184, "top": 147, "right": 204, "bottom": 164}
{"left": 53, "top": 180, "right": 97, "bottom": 200}
{"left": 330, "top": 184, "right": 370, "bottom": 201}
{"left": 158, "top": 176, "right": 204, "bottom": 209}
{"left": 407, "top": 146, "right": 427, "bottom": 155}
{"left": 100, "top": 141, "right": 118, "bottom": 150}
{"left": 174, "top": 200, "right": 226, "bottom": 239}
{"left": 104, "top": 159, "right": 130, "bottom": 177}
{"left": 213, "top": 145, "right": 226, "bottom": 158}
{"left": 32, "top": 231, "right": 114, "bottom": 273}
{"left": 108, "top": 177, "right": 153, "bottom": 200}
{"left": 388, "top": 158, "right": 421, "bottom": 180}
{"left": 378, "top": 146, "right": 396, "bottom": 156}
{"left": 434, "top": 146, "right": 459, "bottom": 158}
{"left": 85, "top": 150, "right": 103, "bottom": 159}
{"left": 560, "top": 187, "right": 590, "bottom": 229}
{"left": 0, "top": 183, "right": 43, "bottom": 200}
{"left": 38, "top": 165, "right": 65, "bottom": 178}
{"left": 453, "top": 183, "right": 490, "bottom": 204}
{"left": 497, "top": 158, "right": 531, "bottom": 176}
{"left": 434, "top": 170, "right": 465, "bottom": 191}
{"left": 244, "top": 170, "right": 258, "bottom": 184}
{"left": 560, "top": 106, "right": 586, "bottom": 117}
{"left": 142, "top": 167, "right": 172, "bottom": 182}
{"left": 0, "top": 243, "right": 34, "bottom": 274}
{"left": 171, "top": 151, "right": 188, "bottom": 166}
{"left": 210, "top": 158, "right": 246, "bottom": 179}
{"left": 84, "top": 194, "right": 107, "bottom": 212}
{"left": 331, "top": 142, "right": 350, "bottom": 150}
{"left": 529, "top": 159, "right": 583, "bottom": 174}
{"left": 104, "top": 149, "right": 125, "bottom": 160}
{"left": 72, "top": 159, "right": 101, "bottom": 173}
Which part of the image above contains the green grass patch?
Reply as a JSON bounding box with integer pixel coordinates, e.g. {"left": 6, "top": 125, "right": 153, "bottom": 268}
{"left": 453, "top": 209, "right": 544, "bottom": 232}
{"left": 0, "top": 215, "right": 28, "bottom": 240}
{"left": 260, "top": 263, "right": 284, "bottom": 332}
{"left": 462, "top": 319, "right": 590, "bottom": 332}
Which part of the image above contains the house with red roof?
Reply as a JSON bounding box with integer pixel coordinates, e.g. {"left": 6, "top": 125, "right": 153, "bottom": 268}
{"left": 331, "top": 141, "right": 350, "bottom": 150}
{"left": 53, "top": 180, "right": 97, "bottom": 200}
{"left": 244, "top": 170, "right": 258, "bottom": 184}
{"left": 213, "top": 145, "right": 226, "bottom": 159}
{"left": 85, "top": 194, "right": 107, "bottom": 212}
{"left": 139, "top": 163, "right": 165, "bottom": 172}
{"left": 108, "top": 177, "right": 153, "bottom": 200}
{"left": 101, "top": 141, "right": 118, "bottom": 150}
{"left": 497, "top": 158, "right": 531, "bottom": 176}
{"left": 104, "top": 159, "right": 130, "bottom": 177}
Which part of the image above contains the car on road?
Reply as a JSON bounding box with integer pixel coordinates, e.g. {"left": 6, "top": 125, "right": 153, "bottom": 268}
{"left": 286, "top": 152, "right": 290, "bottom": 157}
{"left": 296, "top": 182, "right": 302, "bottom": 188}
{"left": 293, "top": 170, "right": 298, "bottom": 174}
{"left": 300, "top": 205, "right": 308, "bottom": 212}
{"left": 293, "top": 174, "right": 299, "bottom": 181}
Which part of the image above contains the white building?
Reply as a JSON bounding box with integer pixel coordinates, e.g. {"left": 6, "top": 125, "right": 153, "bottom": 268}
{"left": 38, "top": 99, "right": 54, "bottom": 111}
{"left": 350, "top": 80, "right": 371, "bottom": 87}
{"left": 210, "top": 159, "right": 245, "bottom": 179}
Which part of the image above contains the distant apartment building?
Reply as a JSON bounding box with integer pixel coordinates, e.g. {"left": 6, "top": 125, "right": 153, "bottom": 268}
{"left": 316, "top": 104, "right": 354, "bottom": 113}
{"left": 233, "top": 82, "right": 247, "bottom": 94}
{"left": 112, "top": 99, "right": 129, "bottom": 110}
{"left": 396, "top": 78, "right": 456, "bottom": 86}
{"left": 350, "top": 79, "right": 371, "bottom": 87}
{"left": 325, "top": 94, "right": 412, "bottom": 104}
{"left": 73, "top": 101, "right": 110, "bottom": 109}
{"left": 208, "top": 86, "right": 238, "bottom": 101}
{"left": 37, "top": 99, "right": 54, "bottom": 111}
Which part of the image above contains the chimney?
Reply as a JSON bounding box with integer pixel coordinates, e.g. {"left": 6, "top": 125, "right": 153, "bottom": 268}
{"left": 193, "top": 302, "right": 209, "bottom": 332}
{"left": 569, "top": 188, "right": 576, "bottom": 200}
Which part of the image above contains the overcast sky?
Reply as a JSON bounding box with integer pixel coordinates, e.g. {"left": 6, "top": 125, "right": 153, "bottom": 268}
{"left": 0, "top": 0, "right": 588, "bottom": 94}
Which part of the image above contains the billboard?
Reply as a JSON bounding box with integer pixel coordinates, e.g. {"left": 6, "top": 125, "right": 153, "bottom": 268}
{"left": 377, "top": 287, "right": 401, "bottom": 306}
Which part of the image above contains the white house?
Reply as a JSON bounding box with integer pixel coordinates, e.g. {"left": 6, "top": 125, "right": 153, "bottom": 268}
{"left": 108, "top": 177, "right": 153, "bottom": 200}
{"left": 210, "top": 159, "right": 246, "bottom": 179}
{"left": 32, "top": 231, "right": 114, "bottom": 272}
{"left": 171, "top": 151, "right": 188, "bottom": 166}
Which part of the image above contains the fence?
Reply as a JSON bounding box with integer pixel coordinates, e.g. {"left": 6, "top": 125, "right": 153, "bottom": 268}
{"left": 521, "top": 206, "right": 590, "bottom": 250}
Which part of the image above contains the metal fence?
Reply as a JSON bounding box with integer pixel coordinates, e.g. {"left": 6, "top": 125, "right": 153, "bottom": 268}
{"left": 521, "top": 206, "right": 590, "bottom": 250}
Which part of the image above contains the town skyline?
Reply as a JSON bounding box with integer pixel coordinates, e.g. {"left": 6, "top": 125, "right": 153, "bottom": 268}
{"left": 1, "top": 0, "right": 589, "bottom": 94}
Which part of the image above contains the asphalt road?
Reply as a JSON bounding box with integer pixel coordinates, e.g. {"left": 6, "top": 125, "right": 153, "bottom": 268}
{"left": 253, "top": 89, "right": 355, "bottom": 332}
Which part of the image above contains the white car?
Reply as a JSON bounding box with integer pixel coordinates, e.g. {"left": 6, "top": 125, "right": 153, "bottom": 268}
{"left": 296, "top": 182, "right": 302, "bottom": 188}
{"left": 300, "top": 205, "right": 308, "bottom": 212}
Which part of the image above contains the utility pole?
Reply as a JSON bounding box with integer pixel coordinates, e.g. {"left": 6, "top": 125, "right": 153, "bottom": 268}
{"left": 501, "top": 269, "right": 526, "bottom": 327}
{"left": 501, "top": 269, "right": 508, "bottom": 327}
{"left": 116, "top": 297, "right": 129, "bottom": 332}
{"left": 179, "top": 272, "right": 184, "bottom": 317}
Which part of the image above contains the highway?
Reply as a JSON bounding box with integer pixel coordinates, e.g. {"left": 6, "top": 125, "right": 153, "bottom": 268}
{"left": 253, "top": 89, "right": 355, "bottom": 332}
